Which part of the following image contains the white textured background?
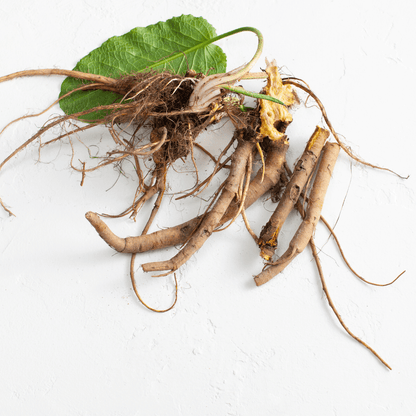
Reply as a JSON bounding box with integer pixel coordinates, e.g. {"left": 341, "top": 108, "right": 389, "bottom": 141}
{"left": 1, "top": 0, "right": 415, "bottom": 414}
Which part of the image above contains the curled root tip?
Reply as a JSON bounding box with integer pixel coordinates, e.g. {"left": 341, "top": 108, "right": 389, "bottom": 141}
{"left": 131, "top": 254, "right": 178, "bottom": 313}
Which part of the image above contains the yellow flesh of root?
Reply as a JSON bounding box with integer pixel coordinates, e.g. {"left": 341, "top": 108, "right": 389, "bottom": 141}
{"left": 259, "top": 59, "right": 295, "bottom": 142}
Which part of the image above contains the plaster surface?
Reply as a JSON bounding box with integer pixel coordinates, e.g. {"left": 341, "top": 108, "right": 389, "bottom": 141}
{"left": 1, "top": 1, "right": 415, "bottom": 414}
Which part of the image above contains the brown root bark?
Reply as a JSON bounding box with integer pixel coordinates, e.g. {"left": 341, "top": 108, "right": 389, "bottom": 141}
{"left": 141, "top": 131, "right": 256, "bottom": 274}
{"left": 257, "top": 126, "right": 329, "bottom": 260}
{"left": 255, "top": 142, "right": 340, "bottom": 286}
{"left": 255, "top": 161, "right": 393, "bottom": 369}
{"left": 85, "top": 137, "right": 289, "bottom": 254}
{"left": 255, "top": 159, "right": 404, "bottom": 288}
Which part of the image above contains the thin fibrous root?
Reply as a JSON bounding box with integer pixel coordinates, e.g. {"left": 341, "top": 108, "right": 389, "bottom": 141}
{"left": 214, "top": 151, "right": 253, "bottom": 232}
{"left": 176, "top": 133, "right": 237, "bottom": 200}
{"left": 319, "top": 216, "right": 405, "bottom": 287}
{"left": 130, "top": 255, "right": 178, "bottom": 313}
{"left": 85, "top": 138, "right": 289, "bottom": 254}
{"left": 280, "top": 163, "right": 405, "bottom": 287}
{"left": 254, "top": 142, "right": 340, "bottom": 286}
{"left": 130, "top": 260, "right": 178, "bottom": 313}
{"left": 128, "top": 162, "right": 175, "bottom": 312}
{"left": 0, "top": 82, "right": 107, "bottom": 137}
{"left": 282, "top": 78, "right": 407, "bottom": 179}
{"left": 0, "top": 198, "right": 15, "bottom": 217}
{"left": 309, "top": 236, "right": 392, "bottom": 370}
{"left": 0, "top": 68, "right": 117, "bottom": 85}
{"left": 258, "top": 126, "right": 329, "bottom": 260}
{"left": 254, "top": 168, "right": 393, "bottom": 369}
{"left": 241, "top": 207, "right": 259, "bottom": 244}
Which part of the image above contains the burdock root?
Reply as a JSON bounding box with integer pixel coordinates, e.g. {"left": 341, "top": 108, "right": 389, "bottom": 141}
{"left": 85, "top": 137, "right": 289, "bottom": 255}
{"left": 257, "top": 125, "right": 330, "bottom": 260}
{"left": 255, "top": 141, "right": 340, "bottom": 286}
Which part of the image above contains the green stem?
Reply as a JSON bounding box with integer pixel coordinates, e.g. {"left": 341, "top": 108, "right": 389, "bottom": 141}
{"left": 147, "top": 27, "right": 263, "bottom": 79}
{"left": 221, "top": 85, "right": 286, "bottom": 106}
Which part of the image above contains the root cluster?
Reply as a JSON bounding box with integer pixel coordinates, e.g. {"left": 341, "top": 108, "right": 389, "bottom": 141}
{"left": 0, "top": 60, "right": 405, "bottom": 370}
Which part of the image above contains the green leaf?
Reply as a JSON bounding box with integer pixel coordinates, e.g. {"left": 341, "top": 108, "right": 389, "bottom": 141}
{"left": 59, "top": 15, "right": 227, "bottom": 121}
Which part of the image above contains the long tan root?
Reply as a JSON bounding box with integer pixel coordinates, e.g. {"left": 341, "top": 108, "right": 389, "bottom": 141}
{"left": 254, "top": 168, "right": 393, "bottom": 369}
{"left": 0, "top": 58, "right": 403, "bottom": 370}
{"left": 258, "top": 126, "right": 329, "bottom": 260}
{"left": 280, "top": 163, "right": 404, "bottom": 288}
{"left": 141, "top": 131, "right": 256, "bottom": 274}
{"left": 255, "top": 142, "right": 340, "bottom": 286}
{"left": 85, "top": 137, "right": 289, "bottom": 254}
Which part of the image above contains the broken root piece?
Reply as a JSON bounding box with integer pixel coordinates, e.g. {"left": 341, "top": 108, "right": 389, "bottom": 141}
{"left": 255, "top": 142, "right": 340, "bottom": 286}
{"left": 257, "top": 126, "right": 330, "bottom": 260}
